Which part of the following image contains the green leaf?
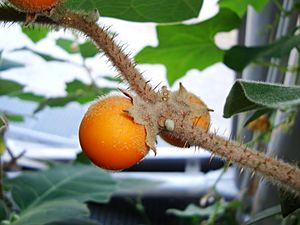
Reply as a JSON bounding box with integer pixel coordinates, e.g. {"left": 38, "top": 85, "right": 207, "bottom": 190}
{"left": 8, "top": 164, "right": 117, "bottom": 211}
{"left": 34, "top": 79, "right": 114, "bottom": 112}
{"left": 0, "top": 52, "right": 24, "bottom": 71}
{"left": 102, "top": 75, "right": 122, "bottom": 83}
{"left": 280, "top": 188, "right": 300, "bottom": 218}
{"left": 224, "top": 34, "right": 300, "bottom": 72}
{"left": 11, "top": 92, "right": 45, "bottom": 102}
{"left": 79, "top": 41, "right": 98, "bottom": 58}
{"left": 135, "top": 9, "right": 240, "bottom": 85}
{"left": 245, "top": 205, "right": 281, "bottom": 225}
{"left": 224, "top": 80, "right": 300, "bottom": 118}
{"left": 56, "top": 38, "right": 79, "bottom": 54}
{"left": 46, "top": 219, "right": 102, "bottom": 225}
{"left": 0, "top": 79, "right": 23, "bottom": 96}
{"left": 63, "top": 0, "right": 203, "bottom": 23}
{"left": 21, "top": 26, "right": 50, "bottom": 43}
{"left": 14, "top": 47, "right": 67, "bottom": 62}
{"left": 167, "top": 200, "right": 240, "bottom": 218}
{"left": 6, "top": 114, "right": 24, "bottom": 122}
{"left": 34, "top": 95, "right": 83, "bottom": 113}
{"left": 12, "top": 200, "right": 89, "bottom": 225}
{"left": 219, "top": 0, "right": 269, "bottom": 17}
{"left": 74, "top": 151, "right": 91, "bottom": 165}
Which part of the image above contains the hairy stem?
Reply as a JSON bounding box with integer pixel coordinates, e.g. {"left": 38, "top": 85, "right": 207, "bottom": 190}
{"left": 174, "top": 122, "right": 300, "bottom": 193}
{"left": 52, "top": 10, "right": 157, "bottom": 103}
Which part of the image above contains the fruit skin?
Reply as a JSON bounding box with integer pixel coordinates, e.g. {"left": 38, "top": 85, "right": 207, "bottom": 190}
{"left": 8, "top": 0, "right": 59, "bottom": 13}
{"left": 79, "top": 96, "right": 149, "bottom": 170}
{"left": 160, "top": 94, "right": 210, "bottom": 148}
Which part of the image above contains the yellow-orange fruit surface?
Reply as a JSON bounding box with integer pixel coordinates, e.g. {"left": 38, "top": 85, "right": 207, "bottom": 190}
{"left": 160, "top": 94, "right": 210, "bottom": 147}
{"left": 8, "top": 0, "right": 59, "bottom": 12}
{"left": 79, "top": 96, "right": 149, "bottom": 170}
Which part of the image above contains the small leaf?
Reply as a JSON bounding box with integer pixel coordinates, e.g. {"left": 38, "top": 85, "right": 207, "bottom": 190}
{"left": 12, "top": 200, "right": 89, "bottom": 225}
{"left": 135, "top": 9, "right": 240, "bottom": 85}
{"left": 224, "top": 34, "right": 300, "bottom": 72}
{"left": 74, "top": 151, "right": 91, "bottom": 165}
{"left": 14, "top": 47, "right": 67, "bottom": 62}
{"left": 102, "top": 75, "right": 122, "bottom": 83}
{"left": 245, "top": 205, "right": 281, "bottom": 225}
{"left": 62, "top": 0, "right": 203, "bottom": 23}
{"left": 56, "top": 38, "right": 79, "bottom": 54}
{"left": 0, "top": 79, "right": 23, "bottom": 96}
{"left": 21, "top": 26, "right": 50, "bottom": 43}
{"left": 224, "top": 80, "right": 300, "bottom": 118}
{"left": 11, "top": 92, "right": 45, "bottom": 103}
{"left": 0, "top": 52, "right": 24, "bottom": 71}
{"left": 6, "top": 114, "right": 24, "bottom": 122}
{"left": 34, "top": 94, "right": 88, "bottom": 113}
{"left": 219, "top": 0, "right": 269, "bottom": 17}
{"left": 79, "top": 41, "right": 98, "bottom": 58}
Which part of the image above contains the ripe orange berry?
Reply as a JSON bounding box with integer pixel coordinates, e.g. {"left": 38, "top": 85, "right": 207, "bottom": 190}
{"left": 160, "top": 94, "right": 210, "bottom": 148}
{"left": 79, "top": 96, "right": 149, "bottom": 170}
{"left": 8, "top": 0, "right": 59, "bottom": 12}
{"left": 247, "top": 115, "right": 270, "bottom": 132}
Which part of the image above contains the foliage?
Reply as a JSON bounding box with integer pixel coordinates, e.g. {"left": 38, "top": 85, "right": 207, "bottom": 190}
{"left": 3, "top": 164, "right": 116, "bottom": 225}
{"left": 223, "top": 80, "right": 300, "bottom": 118}
{"left": 0, "top": 0, "right": 300, "bottom": 224}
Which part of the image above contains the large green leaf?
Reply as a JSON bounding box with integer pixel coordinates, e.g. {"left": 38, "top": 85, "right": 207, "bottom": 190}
{"left": 223, "top": 80, "right": 300, "bottom": 118}
{"left": 135, "top": 9, "right": 240, "bottom": 85}
{"left": 63, "top": 0, "right": 203, "bottom": 23}
{"left": 21, "top": 26, "right": 50, "bottom": 43}
{"left": 224, "top": 34, "right": 300, "bottom": 72}
{"left": 219, "top": 0, "right": 269, "bottom": 17}
{"left": 12, "top": 200, "right": 89, "bottom": 225}
{"left": 8, "top": 164, "right": 117, "bottom": 211}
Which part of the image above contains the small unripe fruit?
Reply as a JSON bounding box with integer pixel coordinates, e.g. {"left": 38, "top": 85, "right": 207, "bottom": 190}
{"left": 160, "top": 94, "right": 210, "bottom": 147}
{"left": 8, "top": 0, "right": 60, "bottom": 13}
{"left": 79, "top": 96, "right": 149, "bottom": 170}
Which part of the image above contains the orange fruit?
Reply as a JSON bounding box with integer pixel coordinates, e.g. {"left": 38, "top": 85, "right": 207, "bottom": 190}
{"left": 247, "top": 115, "right": 270, "bottom": 132}
{"left": 8, "top": 0, "right": 59, "bottom": 12}
{"left": 79, "top": 96, "right": 149, "bottom": 170}
{"left": 160, "top": 94, "right": 210, "bottom": 147}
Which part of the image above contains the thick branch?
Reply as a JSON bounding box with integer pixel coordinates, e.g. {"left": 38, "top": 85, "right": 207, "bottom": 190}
{"left": 174, "top": 122, "right": 300, "bottom": 193}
